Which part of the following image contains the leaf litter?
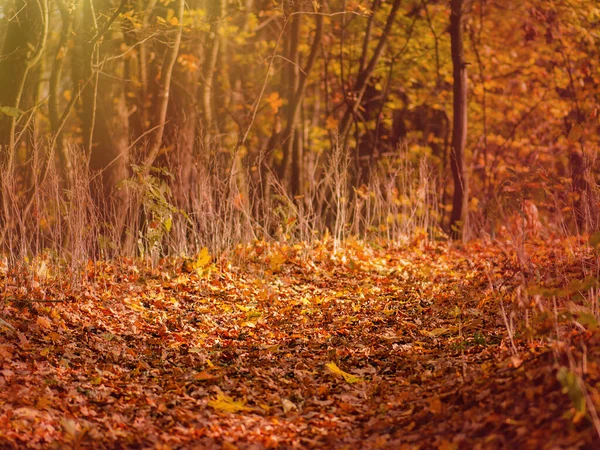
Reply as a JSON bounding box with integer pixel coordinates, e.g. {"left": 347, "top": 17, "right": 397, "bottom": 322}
{"left": 0, "top": 238, "right": 599, "bottom": 449}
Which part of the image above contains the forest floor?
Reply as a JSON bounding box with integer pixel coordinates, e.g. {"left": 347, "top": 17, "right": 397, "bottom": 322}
{"left": 1, "top": 238, "right": 600, "bottom": 449}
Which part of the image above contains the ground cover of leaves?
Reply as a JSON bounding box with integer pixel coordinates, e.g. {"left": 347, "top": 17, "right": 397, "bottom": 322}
{"left": 1, "top": 238, "right": 600, "bottom": 449}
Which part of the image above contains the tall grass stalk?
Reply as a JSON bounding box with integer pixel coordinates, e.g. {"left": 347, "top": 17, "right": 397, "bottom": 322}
{"left": 0, "top": 138, "right": 439, "bottom": 284}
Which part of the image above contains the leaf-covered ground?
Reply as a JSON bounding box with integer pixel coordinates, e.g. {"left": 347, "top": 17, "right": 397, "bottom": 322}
{"left": 1, "top": 239, "right": 599, "bottom": 449}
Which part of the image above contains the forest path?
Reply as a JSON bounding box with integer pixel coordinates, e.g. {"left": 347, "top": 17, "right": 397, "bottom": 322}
{"left": 0, "top": 240, "right": 598, "bottom": 449}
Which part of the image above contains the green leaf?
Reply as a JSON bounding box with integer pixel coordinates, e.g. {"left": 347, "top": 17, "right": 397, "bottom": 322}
{"left": 0, "top": 106, "right": 22, "bottom": 118}
{"left": 589, "top": 232, "right": 600, "bottom": 250}
{"left": 102, "top": 332, "right": 116, "bottom": 341}
{"left": 449, "top": 306, "right": 461, "bottom": 318}
{"left": 566, "top": 277, "right": 597, "bottom": 294}
{"left": 163, "top": 216, "right": 172, "bottom": 233}
{"left": 557, "top": 366, "right": 586, "bottom": 413}
{"left": 576, "top": 312, "right": 598, "bottom": 329}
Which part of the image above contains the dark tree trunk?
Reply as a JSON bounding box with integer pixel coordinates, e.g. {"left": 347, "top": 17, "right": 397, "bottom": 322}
{"left": 337, "top": 0, "right": 402, "bottom": 140}
{"left": 279, "top": 4, "right": 301, "bottom": 185}
{"left": 282, "top": 10, "right": 323, "bottom": 196}
{"left": 449, "top": 0, "right": 469, "bottom": 239}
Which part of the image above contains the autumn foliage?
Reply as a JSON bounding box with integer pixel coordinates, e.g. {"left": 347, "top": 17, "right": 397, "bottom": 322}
{"left": 2, "top": 239, "right": 600, "bottom": 448}
{"left": 1, "top": 0, "right": 600, "bottom": 448}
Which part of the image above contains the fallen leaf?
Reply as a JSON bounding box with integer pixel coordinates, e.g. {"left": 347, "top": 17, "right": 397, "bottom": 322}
{"left": 282, "top": 398, "right": 297, "bottom": 413}
{"left": 326, "top": 362, "right": 364, "bottom": 384}
{"left": 208, "top": 393, "right": 250, "bottom": 413}
{"left": 269, "top": 252, "right": 286, "bottom": 271}
{"left": 36, "top": 395, "right": 53, "bottom": 410}
{"left": 194, "top": 370, "right": 217, "bottom": 381}
{"left": 428, "top": 396, "right": 443, "bottom": 415}
{"left": 424, "top": 327, "right": 451, "bottom": 337}
{"left": 36, "top": 316, "right": 53, "bottom": 330}
{"left": 0, "top": 317, "right": 16, "bottom": 333}
{"left": 510, "top": 355, "right": 523, "bottom": 369}
{"left": 61, "top": 417, "right": 79, "bottom": 437}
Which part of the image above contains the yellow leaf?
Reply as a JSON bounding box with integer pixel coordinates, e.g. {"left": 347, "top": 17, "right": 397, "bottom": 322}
{"left": 326, "top": 362, "right": 364, "bottom": 384}
{"left": 196, "top": 247, "right": 211, "bottom": 268}
{"left": 269, "top": 252, "right": 286, "bottom": 271}
{"left": 126, "top": 299, "right": 145, "bottom": 312}
{"left": 207, "top": 393, "right": 250, "bottom": 413}
{"left": 193, "top": 247, "right": 214, "bottom": 277}
{"left": 246, "top": 310, "right": 261, "bottom": 319}
{"left": 175, "top": 273, "right": 189, "bottom": 284}
{"left": 423, "top": 327, "right": 450, "bottom": 337}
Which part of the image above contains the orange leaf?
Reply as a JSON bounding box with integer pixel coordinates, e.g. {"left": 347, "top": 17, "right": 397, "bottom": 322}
{"left": 194, "top": 370, "right": 217, "bottom": 381}
{"left": 428, "top": 397, "right": 443, "bottom": 415}
{"left": 36, "top": 316, "right": 53, "bottom": 330}
{"left": 266, "top": 93, "right": 283, "bottom": 114}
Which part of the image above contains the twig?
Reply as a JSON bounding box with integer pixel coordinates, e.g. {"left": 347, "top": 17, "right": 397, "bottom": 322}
{"left": 6, "top": 297, "right": 69, "bottom": 303}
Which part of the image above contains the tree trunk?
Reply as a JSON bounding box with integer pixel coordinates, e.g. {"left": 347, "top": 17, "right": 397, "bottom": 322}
{"left": 143, "top": 0, "right": 185, "bottom": 169}
{"left": 136, "top": 0, "right": 158, "bottom": 135}
{"left": 279, "top": 4, "right": 300, "bottom": 185}
{"left": 337, "top": 0, "right": 401, "bottom": 140}
{"left": 449, "top": 0, "right": 469, "bottom": 239}
{"left": 168, "top": 44, "right": 202, "bottom": 210}
{"left": 49, "top": 0, "right": 74, "bottom": 189}
{"left": 283, "top": 11, "right": 324, "bottom": 196}
{"left": 0, "top": 0, "right": 48, "bottom": 161}
{"left": 569, "top": 138, "right": 599, "bottom": 233}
